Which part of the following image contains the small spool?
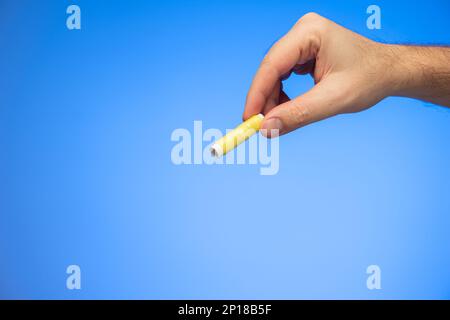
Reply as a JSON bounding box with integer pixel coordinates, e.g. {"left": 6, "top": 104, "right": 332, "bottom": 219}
{"left": 210, "top": 114, "right": 264, "bottom": 158}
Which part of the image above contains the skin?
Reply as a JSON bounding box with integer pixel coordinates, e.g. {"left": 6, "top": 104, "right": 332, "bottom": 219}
{"left": 243, "top": 12, "right": 450, "bottom": 138}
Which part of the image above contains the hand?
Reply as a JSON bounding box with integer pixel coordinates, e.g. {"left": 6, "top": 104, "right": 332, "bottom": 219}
{"left": 243, "top": 12, "right": 450, "bottom": 137}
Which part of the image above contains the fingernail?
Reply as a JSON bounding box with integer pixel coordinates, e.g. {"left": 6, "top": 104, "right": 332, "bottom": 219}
{"left": 262, "top": 117, "right": 283, "bottom": 137}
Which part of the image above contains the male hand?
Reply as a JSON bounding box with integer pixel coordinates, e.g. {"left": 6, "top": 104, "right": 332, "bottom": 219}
{"left": 243, "top": 12, "right": 450, "bottom": 137}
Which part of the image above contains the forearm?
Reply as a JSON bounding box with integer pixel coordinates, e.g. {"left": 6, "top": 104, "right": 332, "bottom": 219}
{"left": 388, "top": 45, "right": 450, "bottom": 107}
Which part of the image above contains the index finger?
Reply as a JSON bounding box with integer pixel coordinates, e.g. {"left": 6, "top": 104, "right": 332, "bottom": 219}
{"left": 243, "top": 33, "right": 300, "bottom": 120}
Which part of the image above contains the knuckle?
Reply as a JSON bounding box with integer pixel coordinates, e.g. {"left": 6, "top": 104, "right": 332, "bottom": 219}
{"left": 261, "top": 54, "right": 272, "bottom": 66}
{"left": 297, "top": 12, "right": 320, "bottom": 24}
{"left": 260, "top": 55, "right": 280, "bottom": 77}
{"left": 303, "top": 12, "right": 320, "bottom": 20}
{"left": 289, "top": 100, "right": 311, "bottom": 127}
{"left": 297, "top": 12, "right": 328, "bottom": 33}
{"left": 260, "top": 56, "right": 273, "bottom": 72}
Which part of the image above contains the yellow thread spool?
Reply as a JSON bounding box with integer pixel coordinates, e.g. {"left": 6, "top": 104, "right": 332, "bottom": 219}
{"left": 210, "top": 114, "right": 264, "bottom": 158}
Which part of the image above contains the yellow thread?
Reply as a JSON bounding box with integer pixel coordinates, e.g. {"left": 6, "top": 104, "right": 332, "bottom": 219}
{"left": 211, "top": 114, "right": 264, "bottom": 157}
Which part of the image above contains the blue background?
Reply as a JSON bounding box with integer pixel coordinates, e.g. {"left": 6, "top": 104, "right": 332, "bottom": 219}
{"left": 1, "top": 0, "right": 450, "bottom": 299}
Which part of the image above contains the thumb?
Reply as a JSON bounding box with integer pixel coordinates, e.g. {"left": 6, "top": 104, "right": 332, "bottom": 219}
{"left": 261, "top": 78, "right": 349, "bottom": 137}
